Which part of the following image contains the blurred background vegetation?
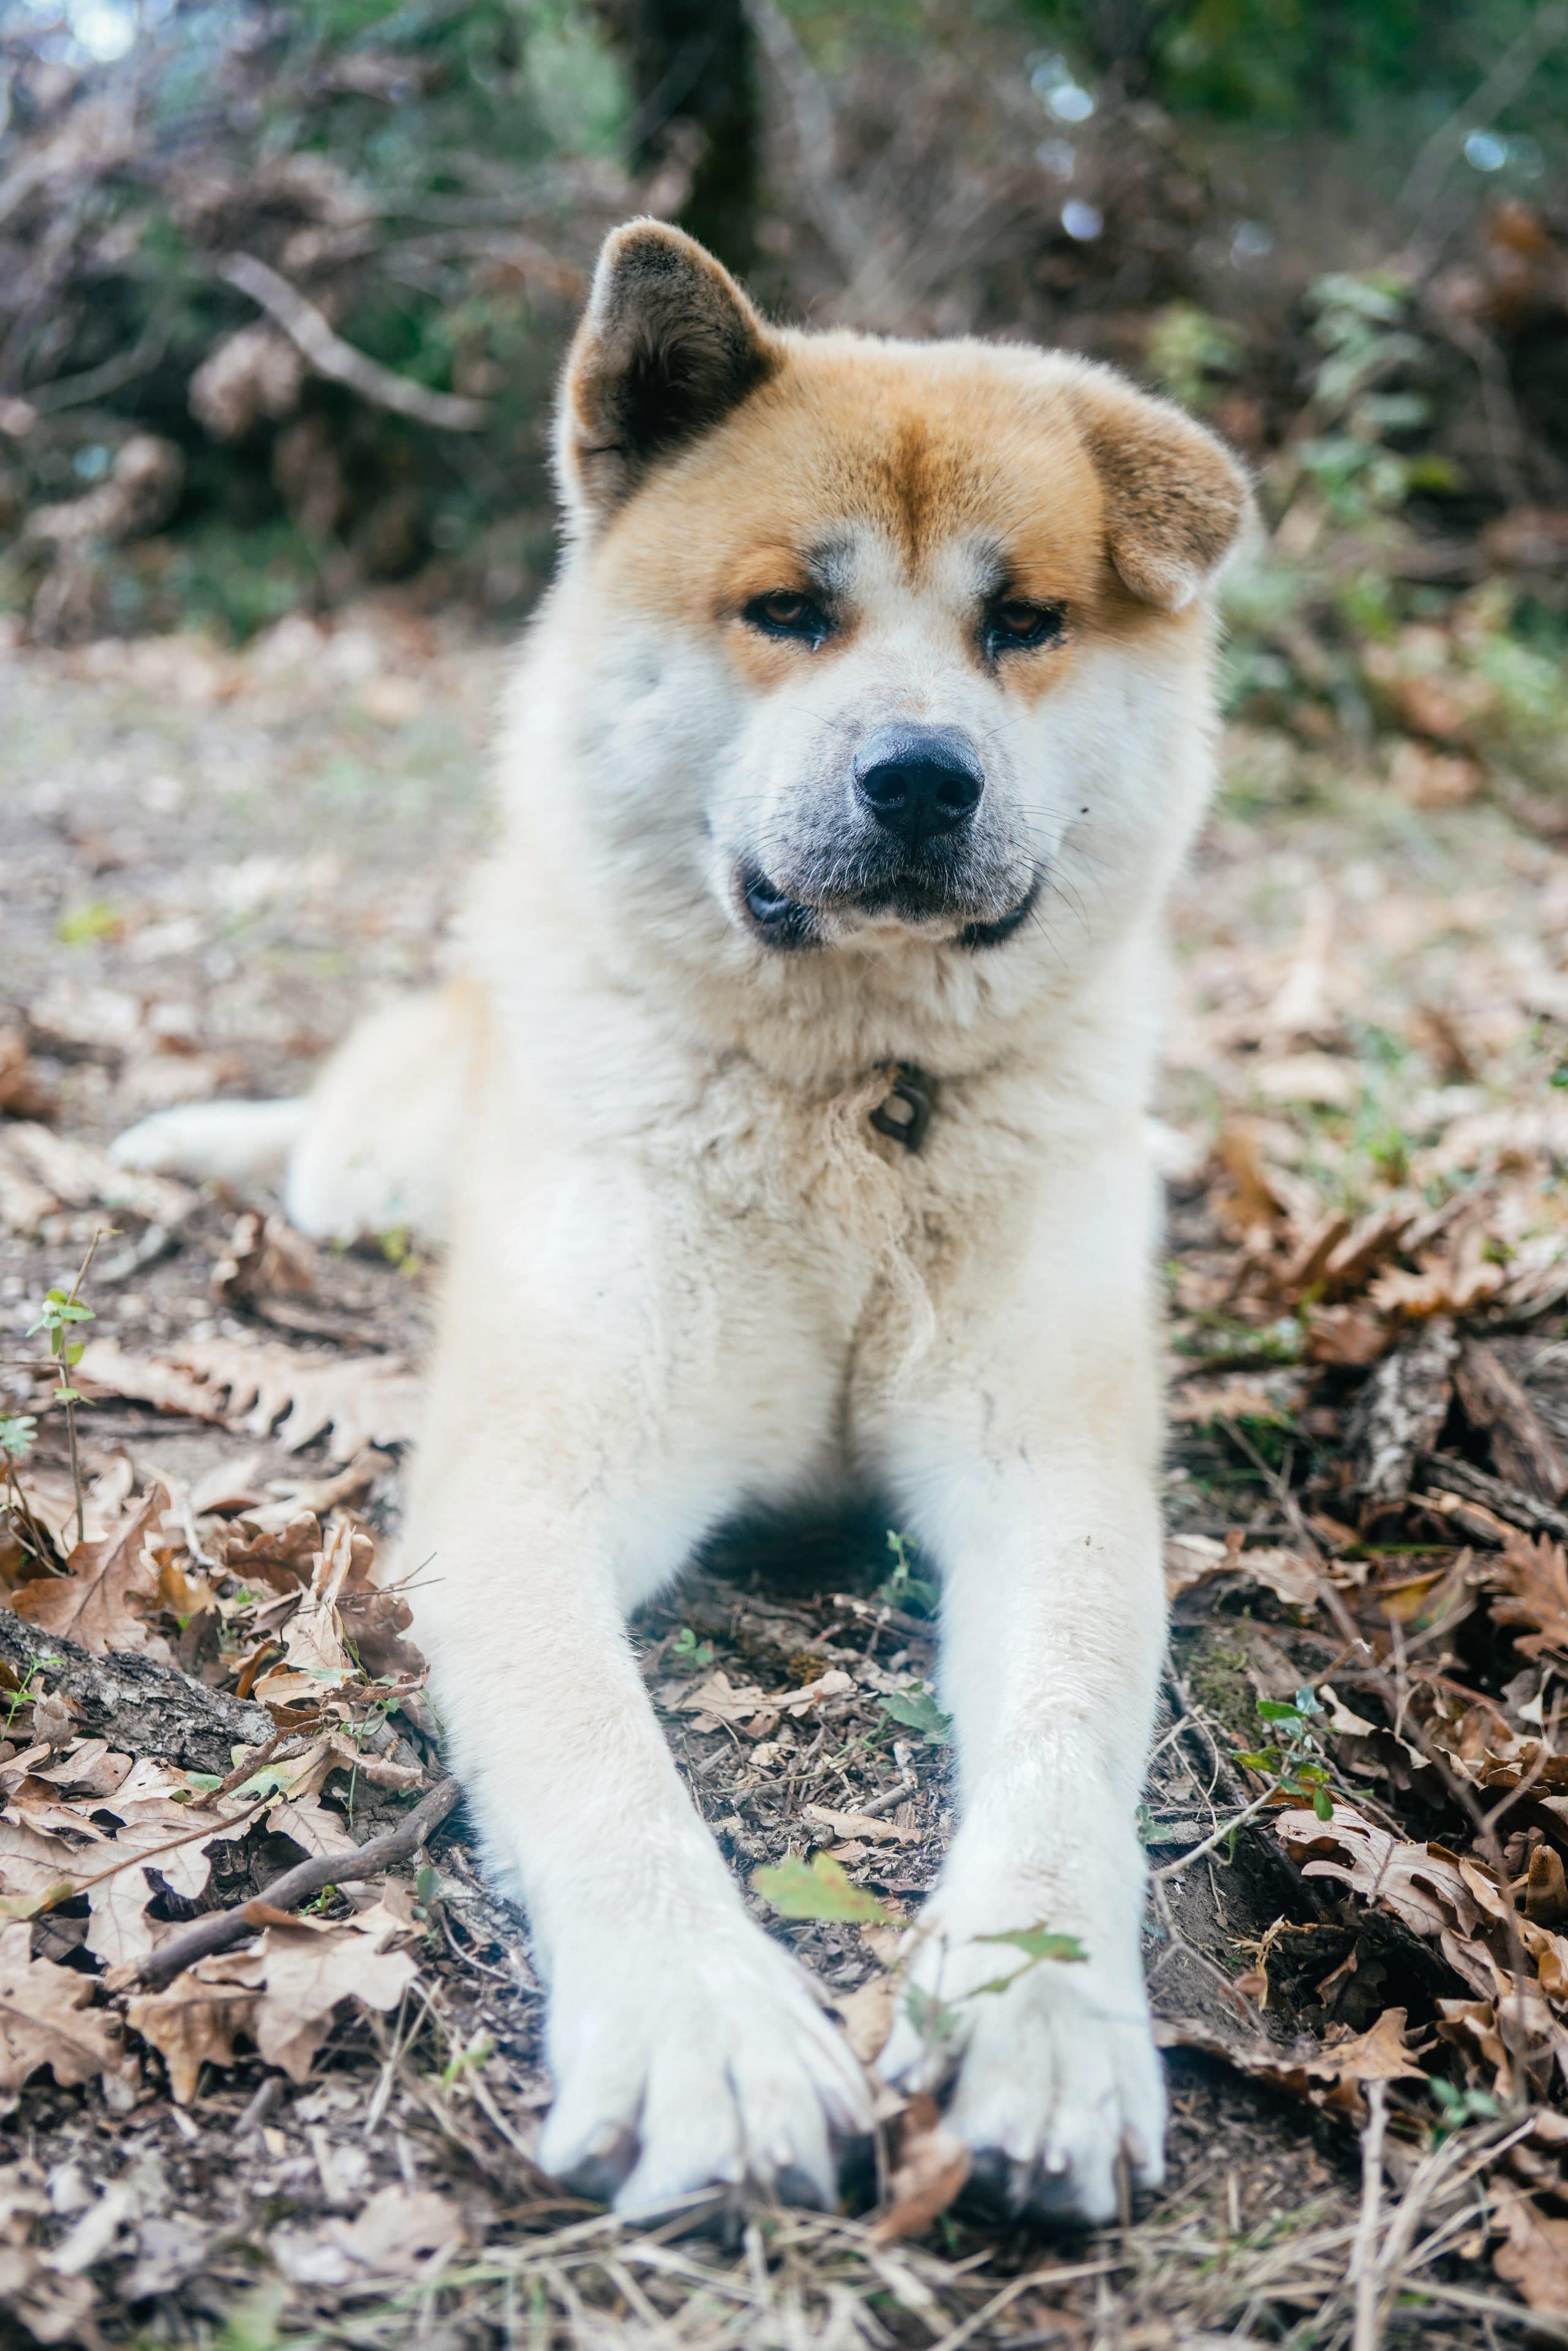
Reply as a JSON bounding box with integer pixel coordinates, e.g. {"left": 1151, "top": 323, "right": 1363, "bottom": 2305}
{"left": 3, "top": 0, "right": 1568, "bottom": 809}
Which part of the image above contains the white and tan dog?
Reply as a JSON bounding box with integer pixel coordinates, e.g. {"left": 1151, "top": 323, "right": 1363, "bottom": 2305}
{"left": 117, "top": 219, "right": 1249, "bottom": 2222}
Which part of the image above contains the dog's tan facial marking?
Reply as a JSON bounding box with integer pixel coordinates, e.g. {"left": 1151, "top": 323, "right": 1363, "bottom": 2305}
{"left": 596, "top": 336, "right": 1245, "bottom": 698}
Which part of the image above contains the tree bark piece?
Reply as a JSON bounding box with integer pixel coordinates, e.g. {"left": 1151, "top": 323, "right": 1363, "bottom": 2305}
{"left": 1455, "top": 1340, "right": 1568, "bottom": 1503}
{"left": 1348, "top": 1318, "right": 1458, "bottom": 1510}
{"left": 137, "top": 1777, "right": 460, "bottom": 1988}
{"left": 1427, "top": 1455, "right": 1568, "bottom": 1544}
{"left": 0, "top": 1607, "right": 271, "bottom": 1776}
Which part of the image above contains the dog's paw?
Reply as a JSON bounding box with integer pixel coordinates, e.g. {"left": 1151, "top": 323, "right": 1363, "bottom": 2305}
{"left": 539, "top": 1921, "right": 874, "bottom": 2217}
{"left": 879, "top": 1901, "right": 1164, "bottom": 2225}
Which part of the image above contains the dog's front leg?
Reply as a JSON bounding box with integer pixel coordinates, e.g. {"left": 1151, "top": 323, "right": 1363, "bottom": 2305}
{"left": 404, "top": 1202, "right": 870, "bottom": 2214}
{"left": 876, "top": 1158, "right": 1168, "bottom": 2222}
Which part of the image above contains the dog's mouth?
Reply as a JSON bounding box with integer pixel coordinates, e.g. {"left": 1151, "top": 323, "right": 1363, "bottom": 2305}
{"left": 737, "top": 861, "right": 1041, "bottom": 952}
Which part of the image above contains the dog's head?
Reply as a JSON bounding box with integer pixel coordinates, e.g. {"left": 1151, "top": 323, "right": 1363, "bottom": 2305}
{"left": 548, "top": 221, "right": 1249, "bottom": 967}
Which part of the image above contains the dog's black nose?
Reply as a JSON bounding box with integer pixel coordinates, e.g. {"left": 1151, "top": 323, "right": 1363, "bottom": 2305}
{"left": 854, "top": 725, "right": 985, "bottom": 844}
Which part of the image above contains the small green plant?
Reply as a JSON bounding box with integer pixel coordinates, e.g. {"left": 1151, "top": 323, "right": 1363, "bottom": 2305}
{"left": 27, "top": 1236, "right": 102, "bottom": 1545}
{"left": 1146, "top": 301, "right": 1244, "bottom": 411}
{"left": 969, "top": 1923, "right": 1088, "bottom": 1992}
{"left": 666, "top": 1625, "right": 715, "bottom": 1674}
{"left": 3, "top": 1655, "right": 63, "bottom": 1739}
{"left": 879, "top": 1688, "right": 952, "bottom": 1745}
{"left": 55, "top": 900, "right": 123, "bottom": 947}
{"left": 441, "top": 2029, "right": 495, "bottom": 2089}
{"left": 1429, "top": 2077, "right": 1498, "bottom": 2142}
{"left": 0, "top": 1414, "right": 36, "bottom": 1462}
{"left": 1237, "top": 1687, "right": 1335, "bottom": 1821}
{"left": 878, "top": 1529, "right": 939, "bottom": 1617}
{"left": 753, "top": 1851, "right": 890, "bottom": 1927}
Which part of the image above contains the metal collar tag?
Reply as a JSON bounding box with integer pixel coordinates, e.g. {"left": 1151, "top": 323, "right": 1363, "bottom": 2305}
{"left": 869, "top": 1065, "right": 934, "bottom": 1154}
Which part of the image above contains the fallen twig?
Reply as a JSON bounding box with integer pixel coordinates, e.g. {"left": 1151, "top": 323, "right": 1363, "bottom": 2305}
{"left": 1349, "top": 2079, "right": 1389, "bottom": 2351}
{"left": 138, "top": 1775, "right": 460, "bottom": 1987}
{"left": 219, "top": 253, "right": 487, "bottom": 431}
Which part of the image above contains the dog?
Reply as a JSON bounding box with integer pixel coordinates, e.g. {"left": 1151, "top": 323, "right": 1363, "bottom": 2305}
{"left": 115, "top": 218, "right": 1250, "bottom": 2222}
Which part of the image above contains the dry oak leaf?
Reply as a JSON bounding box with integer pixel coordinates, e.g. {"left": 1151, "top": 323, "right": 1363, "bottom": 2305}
{"left": 870, "top": 2093, "right": 971, "bottom": 2244}
{"left": 0, "top": 2157, "right": 99, "bottom": 2346}
{"left": 1156, "top": 2006, "right": 1426, "bottom": 2123}
{"left": 804, "top": 1803, "right": 914, "bottom": 1847}
{"left": 0, "top": 1122, "right": 193, "bottom": 1228}
{"left": 78, "top": 1335, "right": 420, "bottom": 1465}
{"left": 327, "top": 2184, "right": 466, "bottom": 2277}
{"left": 253, "top": 1519, "right": 360, "bottom": 1704}
{"left": 9, "top": 1487, "right": 167, "bottom": 1654}
{"left": 1487, "top": 1532, "right": 1568, "bottom": 1661}
{"left": 835, "top": 1972, "right": 898, "bottom": 2065}
{"left": 0, "top": 1923, "right": 120, "bottom": 2091}
{"left": 0, "top": 1028, "right": 55, "bottom": 1120}
{"left": 222, "top": 1898, "right": 420, "bottom": 2082}
{"left": 1274, "top": 1803, "right": 1491, "bottom": 1991}
{"left": 125, "top": 1964, "right": 260, "bottom": 2105}
{"left": 1493, "top": 2184, "right": 1568, "bottom": 2316}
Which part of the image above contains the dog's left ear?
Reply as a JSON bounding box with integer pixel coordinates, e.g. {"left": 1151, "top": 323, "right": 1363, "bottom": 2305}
{"left": 556, "top": 219, "right": 777, "bottom": 534}
{"left": 1071, "top": 371, "right": 1252, "bottom": 612}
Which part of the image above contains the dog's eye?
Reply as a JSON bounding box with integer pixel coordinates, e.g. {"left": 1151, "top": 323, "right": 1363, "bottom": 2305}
{"left": 743, "top": 590, "right": 830, "bottom": 646}
{"left": 982, "top": 598, "right": 1066, "bottom": 659}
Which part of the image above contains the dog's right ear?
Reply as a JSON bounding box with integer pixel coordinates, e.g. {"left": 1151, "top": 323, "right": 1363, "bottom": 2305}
{"left": 555, "top": 219, "right": 777, "bottom": 535}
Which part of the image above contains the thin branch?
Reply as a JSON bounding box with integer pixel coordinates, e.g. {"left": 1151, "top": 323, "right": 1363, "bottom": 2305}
{"left": 138, "top": 1775, "right": 459, "bottom": 1988}
{"left": 1349, "top": 2079, "right": 1389, "bottom": 2351}
{"left": 1400, "top": 6, "right": 1568, "bottom": 222}
{"left": 1152, "top": 1786, "right": 1278, "bottom": 1882}
{"left": 218, "top": 253, "right": 486, "bottom": 432}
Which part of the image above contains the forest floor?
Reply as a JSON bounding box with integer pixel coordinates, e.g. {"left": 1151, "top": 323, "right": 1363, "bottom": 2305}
{"left": 2, "top": 608, "right": 1567, "bottom": 2349}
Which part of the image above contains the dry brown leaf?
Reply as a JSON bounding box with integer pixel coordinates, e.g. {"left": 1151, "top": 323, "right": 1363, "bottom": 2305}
{"left": 207, "top": 1511, "right": 321, "bottom": 1590}
{"left": 835, "top": 1973, "right": 897, "bottom": 2064}
{"left": 213, "top": 1209, "right": 320, "bottom": 1303}
{"left": 1275, "top": 1803, "right": 1487, "bottom": 1971}
{"left": 1156, "top": 2006, "right": 1426, "bottom": 2123}
{"left": 1455, "top": 1342, "right": 1568, "bottom": 1504}
{"left": 1488, "top": 1532, "right": 1568, "bottom": 1661}
{"left": 0, "top": 1121, "right": 193, "bottom": 1226}
{"left": 226, "top": 1901, "right": 421, "bottom": 2081}
{"left": 1370, "top": 1250, "right": 1506, "bottom": 1320}
{"left": 1168, "top": 1376, "right": 1301, "bottom": 1426}
{"left": 0, "top": 1923, "right": 120, "bottom": 2089}
{"left": 6, "top": 1455, "right": 135, "bottom": 1557}
{"left": 869, "top": 2093, "right": 971, "bottom": 2244}
{"left": 1303, "top": 1304, "right": 1391, "bottom": 1366}
{"left": 337, "top": 1581, "right": 423, "bottom": 1681}
{"left": 0, "top": 2159, "right": 96, "bottom": 2346}
{"left": 1493, "top": 2184, "right": 1568, "bottom": 2315}
{"left": 1213, "top": 1120, "right": 1289, "bottom": 1235}
{"left": 0, "top": 1028, "right": 55, "bottom": 1119}
{"left": 804, "top": 1803, "right": 914, "bottom": 1847}
{"left": 1165, "top": 1534, "right": 1320, "bottom": 1610}
{"left": 254, "top": 1519, "right": 359, "bottom": 1703}
{"left": 10, "top": 1487, "right": 167, "bottom": 1654}
{"left": 28, "top": 1739, "right": 133, "bottom": 1798}
{"left": 327, "top": 2184, "right": 466, "bottom": 2276}
{"left": 78, "top": 1335, "right": 420, "bottom": 1465}
{"left": 125, "top": 1966, "right": 260, "bottom": 2105}
{"left": 0, "top": 1809, "right": 102, "bottom": 1913}
{"left": 1436, "top": 1996, "right": 1514, "bottom": 2097}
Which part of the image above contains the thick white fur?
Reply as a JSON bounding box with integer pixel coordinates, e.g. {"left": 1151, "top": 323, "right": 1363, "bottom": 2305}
{"left": 115, "top": 313, "right": 1232, "bottom": 2226}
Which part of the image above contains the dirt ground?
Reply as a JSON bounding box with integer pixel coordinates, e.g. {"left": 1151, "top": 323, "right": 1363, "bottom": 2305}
{"left": 2, "top": 608, "right": 1567, "bottom": 2347}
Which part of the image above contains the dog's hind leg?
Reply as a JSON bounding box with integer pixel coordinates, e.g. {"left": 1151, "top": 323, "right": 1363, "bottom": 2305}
{"left": 111, "top": 1096, "right": 307, "bottom": 1189}
{"left": 111, "top": 983, "right": 476, "bottom": 1246}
